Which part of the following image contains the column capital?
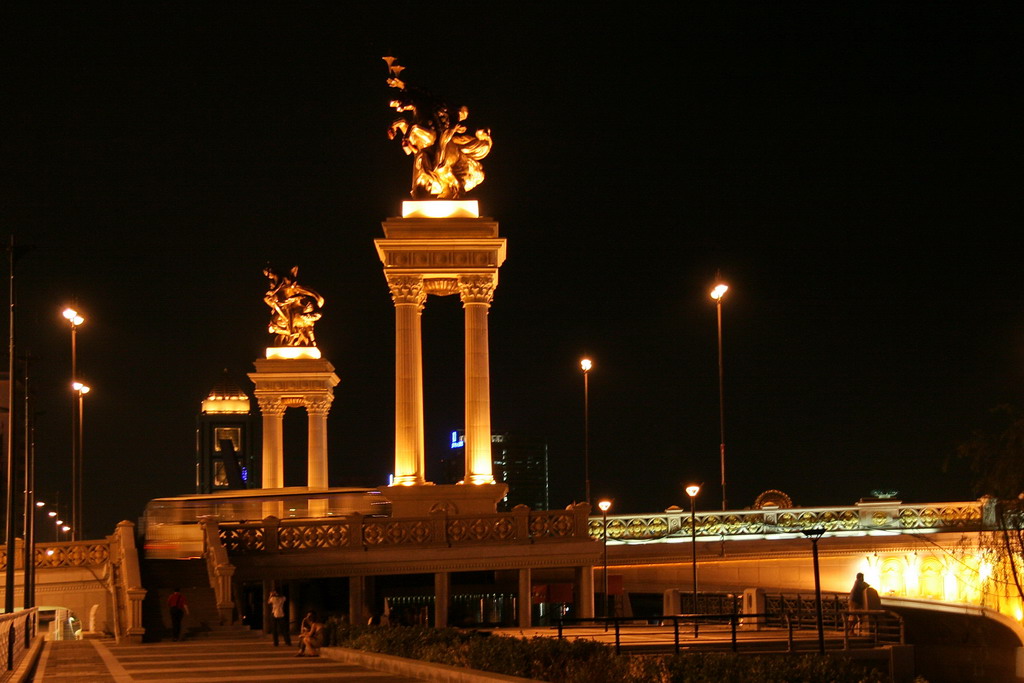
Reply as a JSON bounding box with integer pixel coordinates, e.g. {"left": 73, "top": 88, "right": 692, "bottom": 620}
{"left": 255, "top": 396, "right": 287, "bottom": 417}
{"left": 387, "top": 275, "right": 426, "bottom": 308}
{"left": 306, "top": 395, "right": 334, "bottom": 416}
{"left": 458, "top": 274, "right": 496, "bottom": 305}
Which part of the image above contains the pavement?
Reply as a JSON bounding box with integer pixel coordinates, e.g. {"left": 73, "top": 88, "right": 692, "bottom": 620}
{"left": 28, "top": 625, "right": 868, "bottom": 681}
{"left": 32, "top": 635, "right": 424, "bottom": 682}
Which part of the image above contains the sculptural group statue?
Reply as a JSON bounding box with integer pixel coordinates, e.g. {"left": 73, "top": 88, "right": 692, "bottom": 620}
{"left": 384, "top": 56, "right": 493, "bottom": 199}
{"left": 263, "top": 266, "right": 324, "bottom": 347}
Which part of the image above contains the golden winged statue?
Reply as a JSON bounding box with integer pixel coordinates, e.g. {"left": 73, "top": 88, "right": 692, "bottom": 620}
{"left": 263, "top": 265, "right": 324, "bottom": 347}
{"left": 383, "top": 56, "right": 493, "bottom": 199}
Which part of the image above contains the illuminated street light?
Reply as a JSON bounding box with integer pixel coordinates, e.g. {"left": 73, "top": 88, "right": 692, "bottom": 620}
{"left": 709, "top": 278, "right": 728, "bottom": 511}
{"left": 62, "top": 308, "right": 85, "bottom": 327}
{"left": 685, "top": 484, "right": 701, "bottom": 617}
{"left": 598, "top": 499, "right": 612, "bottom": 623}
{"left": 64, "top": 307, "right": 85, "bottom": 540}
{"left": 72, "top": 382, "right": 90, "bottom": 540}
{"left": 581, "top": 358, "right": 592, "bottom": 506}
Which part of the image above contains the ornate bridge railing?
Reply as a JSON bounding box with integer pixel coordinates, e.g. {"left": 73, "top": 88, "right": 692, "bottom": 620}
{"left": 0, "top": 539, "right": 110, "bottom": 569}
{"left": 219, "top": 506, "right": 590, "bottom": 555}
{"left": 587, "top": 499, "right": 990, "bottom": 543}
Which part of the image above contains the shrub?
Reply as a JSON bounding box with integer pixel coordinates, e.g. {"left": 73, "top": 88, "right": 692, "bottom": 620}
{"left": 325, "top": 621, "right": 890, "bottom": 683}
{"left": 665, "top": 652, "right": 889, "bottom": 683}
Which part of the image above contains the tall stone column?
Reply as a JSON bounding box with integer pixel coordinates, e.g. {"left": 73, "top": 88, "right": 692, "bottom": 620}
{"left": 349, "top": 576, "right": 367, "bottom": 625}
{"left": 517, "top": 567, "right": 532, "bottom": 628}
{"left": 434, "top": 571, "right": 451, "bottom": 628}
{"left": 575, "top": 565, "right": 595, "bottom": 618}
{"left": 388, "top": 276, "right": 427, "bottom": 485}
{"left": 258, "top": 398, "right": 286, "bottom": 488}
{"left": 306, "top": 397, "right": 332, "bottom": 489}
{"left": 459, "top": 275, "right": 496, "bottom": 485}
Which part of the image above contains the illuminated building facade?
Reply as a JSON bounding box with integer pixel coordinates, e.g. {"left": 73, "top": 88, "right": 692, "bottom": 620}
{"left": 442, "top": 430, "right": 550, "bottom": 511}
{"left": 195, "top": 371, "right": 259, "bottom": 493}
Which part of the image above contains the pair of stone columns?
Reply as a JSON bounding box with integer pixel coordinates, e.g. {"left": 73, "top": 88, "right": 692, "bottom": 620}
{"left": 249, "top": 358, "right": 340, "bottom": 490}
{"left": 388, "top": 274, "right": 496, "bottom": 487}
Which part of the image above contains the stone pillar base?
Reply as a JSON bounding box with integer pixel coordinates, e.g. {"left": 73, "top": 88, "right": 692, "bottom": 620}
{"left": 385, "top": 483, "right": 508, "bottom": 518}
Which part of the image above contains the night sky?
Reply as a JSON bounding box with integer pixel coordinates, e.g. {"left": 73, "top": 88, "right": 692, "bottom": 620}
{"left": 3, "top": 5, "right": 1019, "bottom": 538}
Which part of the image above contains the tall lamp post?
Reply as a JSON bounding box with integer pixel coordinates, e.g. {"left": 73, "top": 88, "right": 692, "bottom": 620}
{"left": 709, "top": 281, "right": 728, "bottom": 511}
{"left": 63, "top": 308, "right": 85, "bottom": 540}
{"left": 802, "top": 528, "right": 827, "bottom": 654}
{"left": 580, "top": 358, "right": 592, "bottom": 506}
{"left": 685, "top": 484, "right": 701, "bottom": 615}
{"left": 597, "top": 499, "right": 612, "bottom": 624}
{"left": 72, "top": 381, "right": 90, "bottom": 541}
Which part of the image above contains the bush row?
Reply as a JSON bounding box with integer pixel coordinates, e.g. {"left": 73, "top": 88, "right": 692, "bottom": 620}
{"left": 325, "top": 621, "right": 892, "bottom": 682}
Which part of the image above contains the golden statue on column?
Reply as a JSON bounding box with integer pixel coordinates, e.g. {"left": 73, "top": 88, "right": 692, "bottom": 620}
{"left": 263, "top": 265, "right": 324, "bottom": 347}
{"left": 383, "top": 56, "right": 493, "bottom": 199}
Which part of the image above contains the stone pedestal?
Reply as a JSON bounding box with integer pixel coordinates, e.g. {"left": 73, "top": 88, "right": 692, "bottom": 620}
{"left": 248, "top": 357, "right": 339, "bottom": 489}
{"left": 376, "top": 202, "right": 506, "bottom": 489}
{"left": 385, "top": 483, "right": 508, "bottom": 518}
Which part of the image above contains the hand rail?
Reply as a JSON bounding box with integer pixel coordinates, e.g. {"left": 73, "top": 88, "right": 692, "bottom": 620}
{"left": 556, "top": 613, "right": 750, "bottom": 654}
{"left": 0, "top": 608, "right": 37, "bottom": 673}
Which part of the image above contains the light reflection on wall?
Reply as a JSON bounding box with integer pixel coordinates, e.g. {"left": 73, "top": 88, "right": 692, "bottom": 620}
{"left": 860, "top": 549, "right": 1022, "bottom": 625}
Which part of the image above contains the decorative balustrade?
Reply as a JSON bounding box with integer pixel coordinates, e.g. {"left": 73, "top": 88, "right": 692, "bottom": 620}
{"left": 219, "top": 506, "right": 589, "bottom": 555}
{"left": 588, "top": 500, "right": 989, "bottom": 543}
{"left": 0, "top": 539, "right": 110, "bottom": 570}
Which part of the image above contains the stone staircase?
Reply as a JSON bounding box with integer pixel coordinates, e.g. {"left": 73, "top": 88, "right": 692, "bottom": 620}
{"left": 140, "top": 557, "right": 253, "bottom": 642}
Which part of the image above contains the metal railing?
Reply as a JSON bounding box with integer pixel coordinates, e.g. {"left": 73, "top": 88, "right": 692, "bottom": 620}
{"left": 555, "top": 609, "right": 903, "bottom": 655}
{"left": 588, "top": 499, "right": 988, "bottom": 543}
{"left": 555, "top": 614, "right": 753, "bottom": 654}
{"left": 0, "top": 608, "right": 37, "bottom": 674}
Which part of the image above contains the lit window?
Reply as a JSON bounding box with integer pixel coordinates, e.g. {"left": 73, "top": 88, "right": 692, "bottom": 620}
{"left": 214, "top": 427, "right": 242, "bottom": 452}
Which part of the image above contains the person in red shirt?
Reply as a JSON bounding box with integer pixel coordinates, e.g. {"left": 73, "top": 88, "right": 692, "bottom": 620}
{"left": 167, "top": 588, "right": 188, "bottom": 641}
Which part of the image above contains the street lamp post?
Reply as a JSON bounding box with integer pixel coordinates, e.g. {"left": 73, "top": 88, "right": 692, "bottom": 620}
{"left": 22, "top": 369, "right": 35, "bottom": 608}
{"left": 580, "top": 358, "right": 592, "bottom": 506}
{"left": 598, "top": 499, "right": 611, "bottom": 625}
{"left": 72, "top": 381, "right": 90, "bottom": 541}
{"left": 63, "top": 308, "right": 85, "bottom": 539}
{"left": 802, "top": 528, "right": 827, "bottom": 655}
{"left": 47, "top": 510, "right": 58, "bottom": 542}
{"left": 709, "top": 281, "right": 728, "bottom": 511}
{"left": 685, "top": 484, "right": 701, "bottom": 616}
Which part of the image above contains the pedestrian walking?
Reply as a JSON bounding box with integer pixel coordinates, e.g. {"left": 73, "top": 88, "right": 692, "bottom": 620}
{"left": 168, "top": 588, "right": 188, "bottom": 641}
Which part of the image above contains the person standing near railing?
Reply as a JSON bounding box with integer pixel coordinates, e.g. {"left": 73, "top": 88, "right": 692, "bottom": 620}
{"left": 846, "top": 573, "right": 868, "bottom": 635}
